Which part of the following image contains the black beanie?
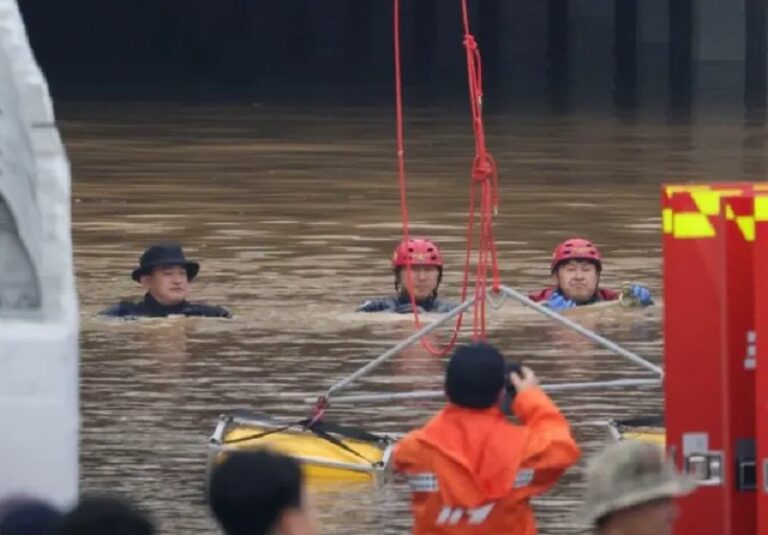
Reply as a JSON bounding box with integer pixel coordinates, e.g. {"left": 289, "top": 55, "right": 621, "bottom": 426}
{"left": 445, "top": 342, "right": 506, "bottom": 409}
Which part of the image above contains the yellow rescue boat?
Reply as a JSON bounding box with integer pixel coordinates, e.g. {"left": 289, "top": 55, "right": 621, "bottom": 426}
{"left": 208, "top": 411, "right": 397, "bottom": 483}
{"left": 607, "top": 415, "right": 665, "bottom": 446}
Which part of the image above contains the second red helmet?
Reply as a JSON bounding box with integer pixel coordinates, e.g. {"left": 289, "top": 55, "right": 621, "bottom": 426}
{"left": 392, "top": 238, "right": 444, "bottom": 269}
{"left": 551, "top": 238, "right": 602, "bottom": 273}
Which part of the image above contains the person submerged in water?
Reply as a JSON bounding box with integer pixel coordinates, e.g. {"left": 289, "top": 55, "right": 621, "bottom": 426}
{"left": 528, "top": 238, "right": 653, "bottom": 311}
{"left": 357, "top": 238, "right": 457, "bottom": 314}
{"left": 101, "top": 242, "right": 231, "bottom": 319}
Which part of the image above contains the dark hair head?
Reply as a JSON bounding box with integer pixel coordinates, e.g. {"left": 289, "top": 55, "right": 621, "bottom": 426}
{"left": 0, "top": 498, "right": 60, "bottom": 535}
{"left": 57, "top": 496, "right": 154, "bottom": 535}
{"left": 445, "top": 342, "right": 506, "bottom": 409}
{"left": 208, "top": 450, "right": 303, "bottom": 535}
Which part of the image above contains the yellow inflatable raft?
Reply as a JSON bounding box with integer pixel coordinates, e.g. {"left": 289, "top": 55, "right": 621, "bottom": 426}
{"left": 208, "top": 411, "right": 397, "bottom": 482}
{"left": 607, "top": 415, "right": 665, "bottom": 446}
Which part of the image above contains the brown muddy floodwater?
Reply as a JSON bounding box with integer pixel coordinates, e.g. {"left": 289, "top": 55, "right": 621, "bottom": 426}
{"left": 62, "top": 102, "right": 768, "bottom": 533}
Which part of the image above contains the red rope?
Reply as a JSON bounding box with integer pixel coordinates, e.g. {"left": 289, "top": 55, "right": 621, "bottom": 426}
{"left": 461, "top": 0, "right": 501, "bottom": 340}
{"left": 308, "top": 397, "right": 326, "bottom": 427}
{"left": 392, "top": 0, "right": 500, "bottom": 349}
{"left": 393, "top": 0, "right": 465, "bottom": 356}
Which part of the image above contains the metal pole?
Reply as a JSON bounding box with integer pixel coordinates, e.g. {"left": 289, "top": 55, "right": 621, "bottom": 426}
{"left": 314, "top": 377, "right": 662, "bottom": 405}
{"left": 498, "top": 285, "right": 664, "bottom": 377}
{"left": 324, "top": 296, "right": 476, "bottom": 398}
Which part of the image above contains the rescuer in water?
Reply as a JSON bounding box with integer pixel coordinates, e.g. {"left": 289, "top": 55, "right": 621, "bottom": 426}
{"left": 357, "top": 238, "right": 457, "bottom": 314}
{"left": 528, "top": 238, "right": 653, "bottom": 311}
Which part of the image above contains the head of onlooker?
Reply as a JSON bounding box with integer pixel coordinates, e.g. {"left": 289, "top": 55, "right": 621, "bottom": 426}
{"left": 57, "top": 496, "right": 154, "bottom": 535}
{"left": 0, "top": 495, "right": 61, "bottom": 535}
{"left": 208, "top": 450, "right": 318, "bottom": 535}
{"left": 583, "top": 440, "right": 696, "bottom": 535}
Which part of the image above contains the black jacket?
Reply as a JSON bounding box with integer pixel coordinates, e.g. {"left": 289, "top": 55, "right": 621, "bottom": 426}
{"left": 101, "top": 293, "right": 231, "bottom": 318}
{"left": 356, "top": 294, "right": 456, "bottom": 314}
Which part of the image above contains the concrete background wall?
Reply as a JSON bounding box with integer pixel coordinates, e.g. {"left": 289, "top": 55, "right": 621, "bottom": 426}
{"left": 12, "top": 1, "right": 765, "bottom": 110}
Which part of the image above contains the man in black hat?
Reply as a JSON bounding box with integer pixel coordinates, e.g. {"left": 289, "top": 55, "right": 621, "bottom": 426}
{"left": 101, "top": 242, "right": 231, "bottom": 318}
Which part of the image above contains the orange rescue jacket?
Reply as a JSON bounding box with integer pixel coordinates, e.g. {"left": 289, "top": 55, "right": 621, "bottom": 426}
{"left": 392, "top": 387, "right": 580, "bottom": 534}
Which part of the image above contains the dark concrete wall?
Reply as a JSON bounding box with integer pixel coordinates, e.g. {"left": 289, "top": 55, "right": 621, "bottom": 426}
{"left": 16, "top": 0, "right": 768, "bottom": 110}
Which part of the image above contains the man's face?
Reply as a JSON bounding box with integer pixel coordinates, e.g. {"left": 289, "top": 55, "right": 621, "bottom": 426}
{"left": 399, "top": 265, "right": 440, "bottom": 301}
{"left": 140, "top": 265, "right": 189, "bottom": 306}
{"left": 555, "top": 259, "right": 599, "bottom": 303}
{"left": 601, "top": 499, "right": 679, "bottom": 535}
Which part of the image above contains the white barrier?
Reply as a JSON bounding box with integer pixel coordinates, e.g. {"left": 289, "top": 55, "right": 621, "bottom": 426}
{"left": 0, "top": 0, "right": 78, "bottom": 508}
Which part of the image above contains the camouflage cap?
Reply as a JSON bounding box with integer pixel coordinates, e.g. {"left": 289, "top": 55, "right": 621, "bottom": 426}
{"left": 582, "top": 440, "right": 696, "bottom": 525}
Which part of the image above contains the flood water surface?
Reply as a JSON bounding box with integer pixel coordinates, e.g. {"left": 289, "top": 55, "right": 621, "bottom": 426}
{"left": 65, "top": 102, "right": 767, "bottom": 533}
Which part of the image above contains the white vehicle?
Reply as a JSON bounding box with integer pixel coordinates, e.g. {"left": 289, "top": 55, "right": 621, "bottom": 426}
{"left": 0, "top": 0, "right": 78, "bottom": 508}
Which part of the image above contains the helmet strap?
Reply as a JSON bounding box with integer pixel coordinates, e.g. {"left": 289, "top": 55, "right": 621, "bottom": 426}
{"left": 434, "top": 267, "right": 442, "bottom": 298}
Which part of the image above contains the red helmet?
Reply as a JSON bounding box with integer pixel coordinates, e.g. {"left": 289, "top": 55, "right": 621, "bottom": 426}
{"left": 551, "top": 238, "right": 602, "bottom": 273}
{"left": 392, "top": 238, "right": 444, "bottom": 269}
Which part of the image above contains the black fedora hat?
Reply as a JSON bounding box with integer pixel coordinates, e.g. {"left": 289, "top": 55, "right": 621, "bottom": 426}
{"left": 131, "top": 242, "right": 200, "bottom": 282}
